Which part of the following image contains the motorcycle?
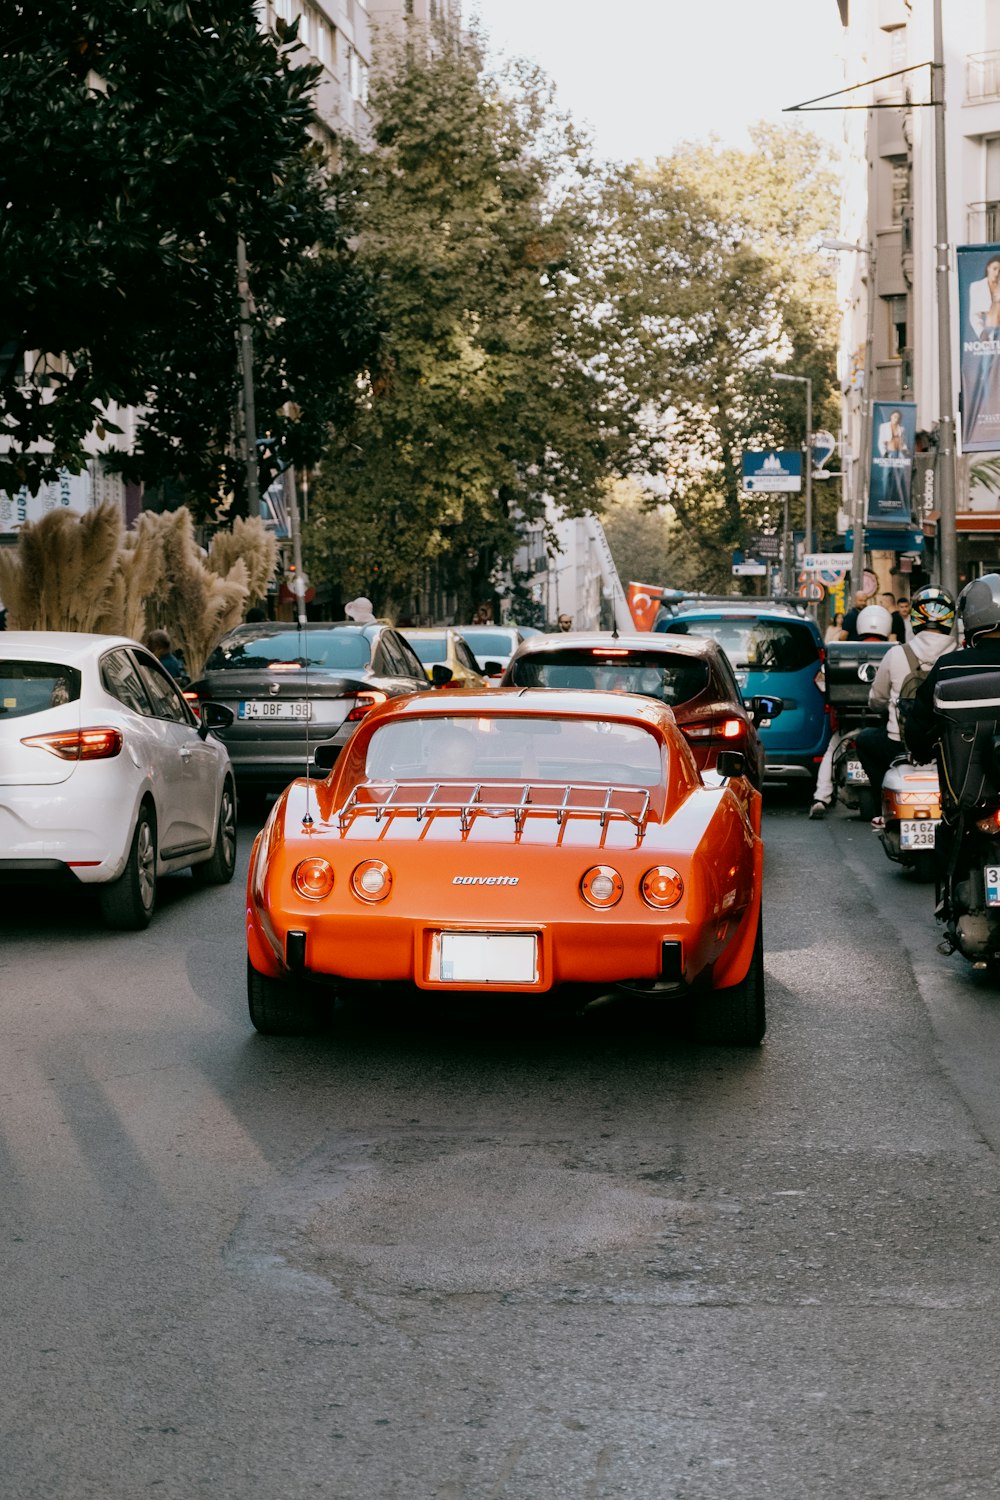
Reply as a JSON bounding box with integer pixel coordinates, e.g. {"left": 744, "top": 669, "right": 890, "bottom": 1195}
{"left": 878, "top": 758, "right": 942, "bottom": 881}
{"left": 824, "top": 640, "right": 893, "bottom": 819}
{"left": 929, "top": 668, "right": 1000, "bottom": 967}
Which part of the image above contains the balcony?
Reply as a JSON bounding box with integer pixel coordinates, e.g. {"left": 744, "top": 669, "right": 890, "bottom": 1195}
{"left": 967, "top": 201, "right": 1000, "bottom": 242}
{"left": 967, "top": 50, "right": 1000, "bottom": 104}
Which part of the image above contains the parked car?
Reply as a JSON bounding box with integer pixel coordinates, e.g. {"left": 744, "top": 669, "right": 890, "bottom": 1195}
{"left": 399, "top": 628, "right": 490, "bottom": 690}
{"left": 187, "top": 621, "right": 431, "bottom": 795}
{"left": 458, "top": 626, "right": 529, "bottom": 681}
{"left": 0, "top": 632, "right": 236, "bottom": 929}
{"left": 655, "top": 603, "right": 830, "bottom": 789}
{"left": 246, "top": 689, "right": 765, "bottom": 1044}
{"left": 500, "top": 630, "right": 777, "bottom": 787}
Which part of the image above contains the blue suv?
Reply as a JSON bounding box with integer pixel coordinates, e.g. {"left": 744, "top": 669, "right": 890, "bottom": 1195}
{"left": 655, "top": 603, "right": 830, "bottom": 789}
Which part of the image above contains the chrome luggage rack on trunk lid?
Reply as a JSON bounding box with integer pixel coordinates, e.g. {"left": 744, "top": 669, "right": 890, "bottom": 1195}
{"left": 336, "top": 780, "right": 651, "bottom": 841}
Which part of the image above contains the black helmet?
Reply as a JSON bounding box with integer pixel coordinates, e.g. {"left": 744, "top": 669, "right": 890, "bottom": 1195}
{"left": 958, "top": 574, "right": 1000, "bottom": 641}
{"left": 910, "top": 586, "right": 955, "bottom": 633}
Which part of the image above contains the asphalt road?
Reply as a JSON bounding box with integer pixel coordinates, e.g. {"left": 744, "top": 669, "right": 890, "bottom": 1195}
{"left": 4, "top": 793, "right": 1000, "bottom": 1499}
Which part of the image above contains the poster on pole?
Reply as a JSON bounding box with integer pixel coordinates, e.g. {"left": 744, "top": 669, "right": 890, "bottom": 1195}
{"left": 867, "top": 400, "right": 916, "bottom": 527}
{"left": 958, "top": 244, "right": 1000, "bottom": 452}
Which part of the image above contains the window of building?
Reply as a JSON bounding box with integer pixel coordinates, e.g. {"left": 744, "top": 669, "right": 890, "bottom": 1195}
{"left": 298, "top": 6, "right": 311, "bottom": 49}
{"left": 274, "top": 0, "right": 293, "bottom": 20}
{"left": 889, "top": 157, "right": 910, "bottom": 225}
{"left": 316, "top": 16, "right": 333, "bottom": 65}
{"left": 886, "top": 296, "right": 907, "bottom": 360}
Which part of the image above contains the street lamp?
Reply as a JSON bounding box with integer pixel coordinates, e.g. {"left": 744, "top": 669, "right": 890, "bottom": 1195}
{"left": 773, "top": 371, "right": 813, "bottom": 598}
{"left": 820, "top": 237, "right": 877, "bottom": 597}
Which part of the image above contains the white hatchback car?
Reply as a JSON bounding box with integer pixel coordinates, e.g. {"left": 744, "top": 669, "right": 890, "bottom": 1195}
{"left": 1, "top": 632, "right": 237, "bottom": 929}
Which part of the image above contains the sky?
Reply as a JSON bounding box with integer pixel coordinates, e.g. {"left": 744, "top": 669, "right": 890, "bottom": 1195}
{"left": 467, "top": 0, "right": 847, "bottom": 162}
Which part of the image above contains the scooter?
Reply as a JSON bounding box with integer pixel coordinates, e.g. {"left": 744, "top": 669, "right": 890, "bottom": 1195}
{"left": 824, "top": 640, "right": 892, "bottom": 820}
{"left": 929, "top": 668, "right": 1000, "bottom": 968}
{"left": 878, "top": 758, "right": 942, "bottom": 881}
{"left": 830, "top": 724, "right": 877, "bottom": 818}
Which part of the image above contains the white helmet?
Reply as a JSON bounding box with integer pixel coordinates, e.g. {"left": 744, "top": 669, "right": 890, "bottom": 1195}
{"left": 856, "top": 604, "right": 892, "bottom": 639}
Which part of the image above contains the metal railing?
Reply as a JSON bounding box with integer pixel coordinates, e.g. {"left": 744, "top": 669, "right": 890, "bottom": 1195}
{"left": 337, "top": 779, "right": 652, "bottom": 840}
{"left": 967, "top": 50, "right": 1000, "bottom": 104}
{"left": 967, "top": 200, "right": 1000, "bottom": 242}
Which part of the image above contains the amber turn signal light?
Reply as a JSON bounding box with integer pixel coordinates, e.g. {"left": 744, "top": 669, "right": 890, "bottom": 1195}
{"left": 641, "top": 866, "right": 683, "bottom": 909}
{"left": 293, "top": 858, "right": 335, "bottom": 900}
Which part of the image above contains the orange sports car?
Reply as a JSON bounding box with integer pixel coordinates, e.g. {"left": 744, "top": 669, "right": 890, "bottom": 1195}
{"left": 245, "top": 691, "right": 765, "bottom": 1044}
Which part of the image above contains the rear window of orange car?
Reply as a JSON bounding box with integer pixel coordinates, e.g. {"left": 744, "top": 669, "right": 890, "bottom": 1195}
{"left": 508, "top": 648, "right": 709, "bottom": 705}
{"left": 205, "top": 629, "right": 372, "bottom": 672}
{"left": 662, "top": 617, "right": 818, "bottom": 672}
{"left": 364, "top": 714, "right": 664, "bottom": 786}
{"left": 0, "top": 660, "right": 82, "bottom": 718}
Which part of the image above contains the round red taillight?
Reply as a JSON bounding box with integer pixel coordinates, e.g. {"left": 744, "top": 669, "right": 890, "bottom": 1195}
{"left": 581, "top": 865, "right": 623, "bottom": 909}
{"left": 293, "top": 858, "right": 335, "bottom": 901}
{"left": 640, "top": 866, "right": 683, "bottom": 909}
{"left": 351, "top": 859, "right": 392, "bottom": 902}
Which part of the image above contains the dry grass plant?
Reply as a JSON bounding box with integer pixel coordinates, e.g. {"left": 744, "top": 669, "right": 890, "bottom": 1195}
{"left": 0, "top": 505, "right": 123, "bottom": 630}
{"left": 155, "top": 508, "right": 250, "bottom": 679}
{"left": 207, "top": 516, "right": 277, "bottom": 605}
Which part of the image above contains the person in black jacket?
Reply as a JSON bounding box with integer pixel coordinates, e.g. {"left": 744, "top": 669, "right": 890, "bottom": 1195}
{"left": 905, "top": 575, "right": 1000, "bottom": 768}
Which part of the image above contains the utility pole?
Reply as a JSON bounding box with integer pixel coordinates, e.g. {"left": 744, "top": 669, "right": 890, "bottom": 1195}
{"left": 236, "top": 234, "right": 260, "bottom": 520}
{"left": 854, "top": 240, "right": 877, "bottom": 596}
{"left": 932, "top": 0, "right": 958, "bottom": 596}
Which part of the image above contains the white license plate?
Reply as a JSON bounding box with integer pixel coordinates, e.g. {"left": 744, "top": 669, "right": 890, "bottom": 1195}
{"left": 846, "top": 760, "right": 867, "bottom": 784}
{"left": 437, "top": 932, "right": 537, "bottom": 984}
{"left": 900, "top": 819, "right": 938, "bottom": 849}
{"left": 239, "top": 700, "right": 312, "bottom": 720}
{"left": 986, "top": 866, "right": 1000, "bottom": 907}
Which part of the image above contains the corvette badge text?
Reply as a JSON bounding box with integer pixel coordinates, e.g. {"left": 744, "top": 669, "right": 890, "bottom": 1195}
{"left": 452, "top": 876, "right": 520, "bottom": 886}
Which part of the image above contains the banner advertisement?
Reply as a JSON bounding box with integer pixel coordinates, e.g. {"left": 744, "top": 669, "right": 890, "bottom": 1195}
{"left": 867, "top": 400, "right": 916, "bottom": 527}
{"left": 958, "top": 244, "right": 1000, "bottom": 452}
{"left": 0, "top": 461, "right": 124, "bottom": 537}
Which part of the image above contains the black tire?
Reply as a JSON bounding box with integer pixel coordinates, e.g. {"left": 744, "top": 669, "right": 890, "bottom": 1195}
{"left": 247, "top": 958, "right": 322, "bottom": 1036}
{"left": 912, "top": 850, "right": 936, "bottom": 883}
{"left": 99, "top": 804, "right": 157, "bottom": 931}
{"left": 191, "top": 779, "right": 237, "bottom": 886}
{"left": 693, "top": 916, "right": 766, "bottom": 1046}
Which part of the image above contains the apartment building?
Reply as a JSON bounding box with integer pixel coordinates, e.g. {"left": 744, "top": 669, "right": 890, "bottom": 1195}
{"left": 833, "top": 0, "right": 1000, "bottom": 588}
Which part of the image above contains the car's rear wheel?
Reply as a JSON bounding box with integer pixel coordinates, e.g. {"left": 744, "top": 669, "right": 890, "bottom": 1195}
{"left": 99, "top": 804, "right": 157, "bottom": 931}
{"left": 693, "top": 916, "right": 765, "bottom": 1046}
{"left": 191, "top": 779, "right": 237, "bottom": 885}
{"left": 247, "top": 958, "right": 322, "bottom": 1036}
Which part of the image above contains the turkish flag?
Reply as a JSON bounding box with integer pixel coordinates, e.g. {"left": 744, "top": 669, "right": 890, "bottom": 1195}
{"left": 626, "top": 581, "right": 663, "bottom": 631}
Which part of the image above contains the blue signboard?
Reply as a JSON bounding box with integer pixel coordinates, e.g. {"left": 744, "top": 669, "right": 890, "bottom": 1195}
{"left": 867, "top": 400, "right": 916, "bottom": 527}
{"left": 958, "top": 244, "right": 1000, "bottom": 452}
{"left": 741, "top": 451, "right": 802, "bottom": 493}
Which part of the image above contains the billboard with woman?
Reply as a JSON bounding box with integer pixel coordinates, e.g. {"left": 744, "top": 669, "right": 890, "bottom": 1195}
{"left": 958, "top": 244, "right": 1000, "bottom": 452}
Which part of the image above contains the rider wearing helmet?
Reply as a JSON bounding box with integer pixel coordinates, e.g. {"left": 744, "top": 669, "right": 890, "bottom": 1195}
{"left": 905, "top": 575, "right": 1000, "bottom": 766}
{"left": 856, "top": 588, "right": 957, "bottom": 821}
{"left": 809, "top": 605, "right": 894, "bottom": 818}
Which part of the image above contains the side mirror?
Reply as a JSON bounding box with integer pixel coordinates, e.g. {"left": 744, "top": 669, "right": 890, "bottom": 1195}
{"left": 197, "top": 701, "right": 234, "bottom": 739}
{"left": 716, "top": 749, "right": 747, "bottom": 780}
{"left": 313, "top": 743, "right": 339, "bottom": 772}
{"left": 749, "top": 694, "right": 783, "bottom": 725}
{"left": 430, "top": 663, "right": 454, "bottom": 687}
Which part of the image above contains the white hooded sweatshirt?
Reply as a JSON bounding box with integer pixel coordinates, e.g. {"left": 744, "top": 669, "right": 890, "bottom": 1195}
{"left": 867, "top": 629, "right": 956, "bottom": 739}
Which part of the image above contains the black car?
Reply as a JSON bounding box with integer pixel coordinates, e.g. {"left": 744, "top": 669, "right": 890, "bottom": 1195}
{"left": 189, "top": 621, "right": 433, "bottom": 794}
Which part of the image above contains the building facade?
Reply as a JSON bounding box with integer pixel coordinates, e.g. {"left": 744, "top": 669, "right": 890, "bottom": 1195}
{"left": 834, "top": 0, "right": 1000, "bottom": 592}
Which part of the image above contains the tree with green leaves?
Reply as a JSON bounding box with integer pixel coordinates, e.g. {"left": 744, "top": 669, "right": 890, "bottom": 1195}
{"left": 0, "top": 0, "right": 378, "bottom": 511}
{"left": 603, "top": 127, "right": 841, "bottom": 582}
{"left": 305, "top": 26, "right": 652, "bottom": 619}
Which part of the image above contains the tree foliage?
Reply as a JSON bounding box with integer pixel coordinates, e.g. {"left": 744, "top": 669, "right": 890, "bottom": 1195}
{"left": 305, "top": 25, "right": 650, "bottom": 617}
{"left": 0, "top": 0, "right": 378, "bottom": 510}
